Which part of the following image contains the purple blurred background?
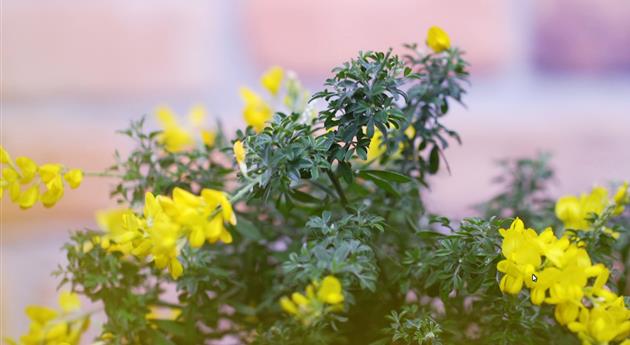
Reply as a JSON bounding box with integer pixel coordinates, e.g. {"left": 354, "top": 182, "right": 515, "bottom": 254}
{"left": 2, "top": 0, "right": 630, "bottom": 339}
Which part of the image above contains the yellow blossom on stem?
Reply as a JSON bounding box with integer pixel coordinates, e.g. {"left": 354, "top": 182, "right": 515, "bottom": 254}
{"left": 426, "top": 26, "right": 451, "bottom": 53}
{"left": 0, "top": 146, "right": 83, "bottom": 209}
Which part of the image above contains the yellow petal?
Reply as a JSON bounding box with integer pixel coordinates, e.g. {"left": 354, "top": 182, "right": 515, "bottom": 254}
{"left": 18, "top": 185, "right": 39, "bottom": 209}
{"left": 58, "top": 291, "right": 81, "bottom": 313}
{"left": 45, "top": 322, "right": 68, "bottom": 340}
{"left": 205, "top": 216, "right": 224, "bottom": 242}
{"left": 239, "top": 87, "right": 263, "bottom": 105}
{"left": 172, "top": 187, "right": 201, "bottom": 208}
{"left": 39, "top": 164, "right": 62, "bottom": 183}
{"left": 16, "top": 156, "right": 38, "bottom": 184}
{"left": 155, "top": 106, "right": 177, "bottom": 127}
{"left": 188, "top": 105, "right": 207, "bottom": 127}
{"left": 426, "top": 26, "right": 451, "bottom": 53}
{"left": 201, "top": 129, "right": 216, "bottom": 147}
{"left": 25, "top": 305, "right": 58, "bottom": 324}
{"left": 366, "top": 130, "right": 386, "bottom": 161}
{"left": 219, "top": 228, "right": 233, "bottom": 244}
{"left": 280, "top": 296, "right": 298, "bottom": 314}
{"left": 189, "top": 227, "right": 205, "bottom": 248}
{"left": 233, "top": 140, "right": 246, "bottom": 165}
{"left": 260, "top": 66, "right": 284, "bottom": 96}
{"left": 169, "top": 258, "right": 183, "bottom": 280}
{"left": 291, "top": 292, "right": 308, "bottom": 306}
{"left": 41, "top": 175, "right": 64, "bottom": 208}
{"left": 0, "top": 145, "right": 13, "bottom": 165}
{"left": 317, "top": 276, "right": 344, "bottom": 304}
{"left": 63, "top": 169, "right": 83, "bottom": 189}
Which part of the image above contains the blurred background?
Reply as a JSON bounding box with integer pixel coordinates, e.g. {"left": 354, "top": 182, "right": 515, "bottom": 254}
{"left": 1, "top": 0, "right": 629, "bottom": 339}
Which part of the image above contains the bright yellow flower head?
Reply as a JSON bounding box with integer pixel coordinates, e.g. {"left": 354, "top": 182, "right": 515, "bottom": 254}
{"left": 240, "top": 87, "right": 273, "bottom": 132}
{"left": 261, "top": 66, "right": 284, "bottom": 96}
{"left": 426, "top": 26, "right": 451, "bottom": 53}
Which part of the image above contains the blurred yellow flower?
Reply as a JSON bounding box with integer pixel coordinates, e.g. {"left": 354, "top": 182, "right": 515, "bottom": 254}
{"left": 280, "top": 275, "right": 344, "bottom": 325}
{"left": 0, "top": 146, "right": 83, "bottom": 209}
{"left": 156, "top": 106, "right": 195, "bottom": 152}
{"left": 426, "top": 26, "right": 451, "bottom": 53}
{"left": 6, "top": 291, "right": 89, "bottom": 345}
{"left": 240, "top": 87, "right": 273, "bottom": 132}
{"left": 261, "top": 66, "right": 284, "bottom": 96}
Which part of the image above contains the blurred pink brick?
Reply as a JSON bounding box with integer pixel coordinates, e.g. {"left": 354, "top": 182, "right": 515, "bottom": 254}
{"left": 1, "top": 1, "right": 218, "bottom": 100}
{"left": 242, "top": 0, "right": 513, "bottom": 77}
{"left": 534, "top": 0, "right": 630, "bottom": 72}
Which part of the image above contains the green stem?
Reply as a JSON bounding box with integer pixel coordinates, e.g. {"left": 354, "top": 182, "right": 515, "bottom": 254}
{"left": 84, "top": 171, "right": 122, "bottom": 178}
{"left": 326, "top": 169, "right": 349, "bottom": 209}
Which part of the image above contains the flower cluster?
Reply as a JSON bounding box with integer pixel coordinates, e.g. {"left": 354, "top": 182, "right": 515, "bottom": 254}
{"left": 1, "top": 146, "right": 83, "bottom": 209}
{"left": 279, "top": 275, "right": 345, "bottom": 325}
{"left": 4, "top": 292, "right": 88, "bottom": 345}
{"left": 155, "top": 105, "right": 217, "bottom": 152}
{"left": 93, "top": 187, "right": 235, "bottom": 279}
{"left": 556, "top": 183, "right": 629, "bottom": 231}
{"left": 497, "top": 218, "right": 630, "bottom": 344}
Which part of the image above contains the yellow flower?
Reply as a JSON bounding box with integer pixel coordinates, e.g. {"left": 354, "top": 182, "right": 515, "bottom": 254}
{"left": 201, "top": 129, "right": 217, "bottom": 147}
{"left": 279, "top": 275, "right": 344, "bottom": 325}
{"left": 16, "top": 157, "right": 38, "bottom": 184}
{"left": 568, "top": 296, "right": 630, "bottom": 344}
{"left": 156, "top": 106, "right": 195, "bottom": 152}
{"left": 367, "top": 130, "right": 387, "bottom": 161}
{"left": 63, "top": 169, "right": 83, "bottom": 189}
{"left": 59, "top": 291, "right": 81, "bottom": 313}
{"left": 555, "top": 186, "right": 610, "bottom": 230}
{"left": 233, "top": 140, "right": 245, "bottom": 165}
{"left": 496, "top": 218, "right": 542, "bottom": 294}
{"left": 260, "top": 66, "right": 284, "bottom": 96}
{"left": 614, "top": 181, "right": 629, "bottom": 215}
{"left": 0, "top": 145, "right": 13, "bottom": 165}
{"left": 426, "top": 26, "right": 451, "bottom": 53}
{"left": 18, "top": 185, "right": 39, "bottom": 209}
{"left": 317, "top": 276, "right": 344, "bottom": 304}
{"left": 7, "top": 292, "right": 90, "bottom": 345}
{"left": 240, "top": 87, "right": 273, "bottom": 132}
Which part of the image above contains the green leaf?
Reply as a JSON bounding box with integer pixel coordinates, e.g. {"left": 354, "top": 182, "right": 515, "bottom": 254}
{"left": 428, "top": 146, "right": 440, "bottom": 174}
{"left": 234, "top": 218, "right": 263, "bottom": 241}
{"left": 289, "top": 189, "right": 321, "bottom": 204}
{"left": 358, "top": 172, "right": 399, "bottom": 196}
{"left": 359, "top": 169, "right": 412, "bottom": 183}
